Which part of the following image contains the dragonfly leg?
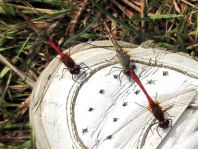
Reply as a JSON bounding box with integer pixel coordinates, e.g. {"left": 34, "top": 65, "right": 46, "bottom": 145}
{"left": 105, "top": 55, "right": 117, "bottom": 63}
{"left": 72, "top": 67, "right": 88, "bottom": 83}
{"left": 165, "top": 111, "right": 175, "bottom": 118}
{"left": 80, "top": 62, "right": 91, "bottom": 71}
{"left": 71, "top": 74, "right": 81, "bottom": 83}
{"left": 117, "top": 70, "right": 123, "bottom": 85}
{"left": 105, "top": 66, "right": 122, "bottom": 76}
{"left": 149, "top": 121, "right": 163, "bottom": 139}
{"left": 156, "top": 125, "right": 162, "bottom": 140}
{"left": 79, "top": 62, "right": 92, "bottom": 81}
{"left": 59, "top": 68, "right": 67, "bottom": 80}
{"left": 134, "top": 102, "right": 152, "bottom": 111}
{"left": 150, "top": 121, "right": 159, "bottom": 135}
{"left": 168, "top": 118, "right": 173, "bottom": 127}
{"left": 150, "top": 125, "right": 154, "bottom": 135}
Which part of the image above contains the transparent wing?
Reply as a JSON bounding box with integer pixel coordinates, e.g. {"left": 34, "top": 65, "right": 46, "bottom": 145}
{"left": 94, "top": 87, "right": 198, "bottom": 149}
{"left": 113, "top": 109, "right": 152, "bottom": 149}
{"left": 79, "top": 39, "right": 198, "bottom": 80}
{"left": 31, "top": 57, "right": 61, "bottom": 114}
{"left": 158, "top": 87, "right": 197, "bottom": 109}
{"left": 88, "top": 80, "right": 134, "bottom": 137}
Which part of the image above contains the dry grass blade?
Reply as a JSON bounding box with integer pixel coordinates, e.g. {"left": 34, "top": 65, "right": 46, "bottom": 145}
{"left": 122, "top": 0, "right": 141, "bottom": 13}
{"left": 16, "top": 8, "right": 43, "bottom": 38}
{"left": 17, "top": 95, "right": 32, "bottom": 117}
{"left": 140, "top": 0, "right": 145, "bottom": 28}
{"left": 112, "top": 0, "right": 134, "bottom": 18}
{"left": 121, "top": 0, "right": 153, "bottom": 16}
{"left": 181, "top": 0, "right": 198, "bottom": 8}
{"left": 0, "top": 119, "right": 9, "bottom": 128}
{"left": 103, "top": 21, "right": 123, "bottom": 53}
{"left": 0, "top": 54, "right": 35, "bottom": 88}
{"left": 173, "top": 0, "right": 181, "bottom": 13}
{"left": 65, "top": 0, "right": 88, "bottom": 36}
{"left": 3, "top": 2, "right": 57, "bottom": 14}
{"left": 0, "top": 136, "right": 31, "bottom": 143}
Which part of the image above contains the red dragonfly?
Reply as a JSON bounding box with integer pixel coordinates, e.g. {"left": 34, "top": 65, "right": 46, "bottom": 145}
{"left": 129, "top": 69, "right": 171, "bottom": 129}
{"left": 47, "top": 39, "right": 87, "bottom": 79}
{"left": 104, "top": 21, "right": 171, "bottom": 130}
{"left": 33, "top": 40, "right": 89, "bottom": 114}
{"left": 17, "top": 8, "right": 88, "bottom": 81}
{"left": 92, "top": 87, "right": 197, "bottom": 149}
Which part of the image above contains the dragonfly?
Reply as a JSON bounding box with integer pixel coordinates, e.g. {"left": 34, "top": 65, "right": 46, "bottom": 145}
{"left": 104, "top": 21, "right": 174, "bottom": 130}
{"left": 73, "top": 60, "right": 198, "bottom": 149}
{"left": 92, "top": 86, "right": 198, "bottom": 149}
{"left": 103, "top": 22, "right": 136, "bottom": 78}
{"left": 18, "top": 8, "right": 89, "bottom": 81}
{"left": 104, "top": 21, "right": 170, "bottom": 130}
{"left": 129, "top": 69, "right": 171, "bottom": 129}
{"left": 103, "top": 21, "right": 198, "bottom": 82}
{"left": 47, "top": 39, "right": 89, "bottom": 81}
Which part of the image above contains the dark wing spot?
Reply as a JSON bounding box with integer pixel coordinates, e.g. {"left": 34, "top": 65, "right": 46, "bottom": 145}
{"left": 147, "top": 79, "right": 156, "bottom": 85}
{"left": 113, "top": 75, "right": 119, "bottom": 79}
{"left": 88, "top": 107, "right": 94, "bottom": 112}
{"left": 82, "top": 128, "right": 88, "bottom": 134}
{"left": 106, "top": 135, "right": 112, "bottom": 140}
{"left": 163, "top": 71, "right": 169, "bottom": 76}
{"left": 99, "top": 89, "right": 105, "bottom": 94}
{"left": 134, "top": 89, "right": 140, "bottom": 95}
{"left": 122, "top": 102, "right": 128, "bottom": 107}
{"left": 113, "top": 118, "right": 118, "bottom": 122}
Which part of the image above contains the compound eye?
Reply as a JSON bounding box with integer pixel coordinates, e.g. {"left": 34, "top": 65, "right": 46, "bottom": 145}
{"left": 75, "top": 69, "right": 80, "bottom": 74}
{"left": 129, "top": 63, "right": 136, "bottom": 70}
{"left": 69, "top": 65, "right": 81, "bottom": 75}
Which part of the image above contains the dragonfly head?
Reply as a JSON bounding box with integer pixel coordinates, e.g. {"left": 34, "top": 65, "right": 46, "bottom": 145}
{"left": 159, "top": 119, "right": 170, "bottom": 129}
{"left": 124, "top": 63, "right": 137, "bottom": 76}
{"left": 129, "top": 63, "right": 136, "bottom": 70}
{"left": 70, "top": 65, "right": 81, "bottom": 75}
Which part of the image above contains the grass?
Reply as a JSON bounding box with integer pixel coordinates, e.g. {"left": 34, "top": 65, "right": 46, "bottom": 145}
{"left": 0, "top": 0, "right": 197, "bottom": 148}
